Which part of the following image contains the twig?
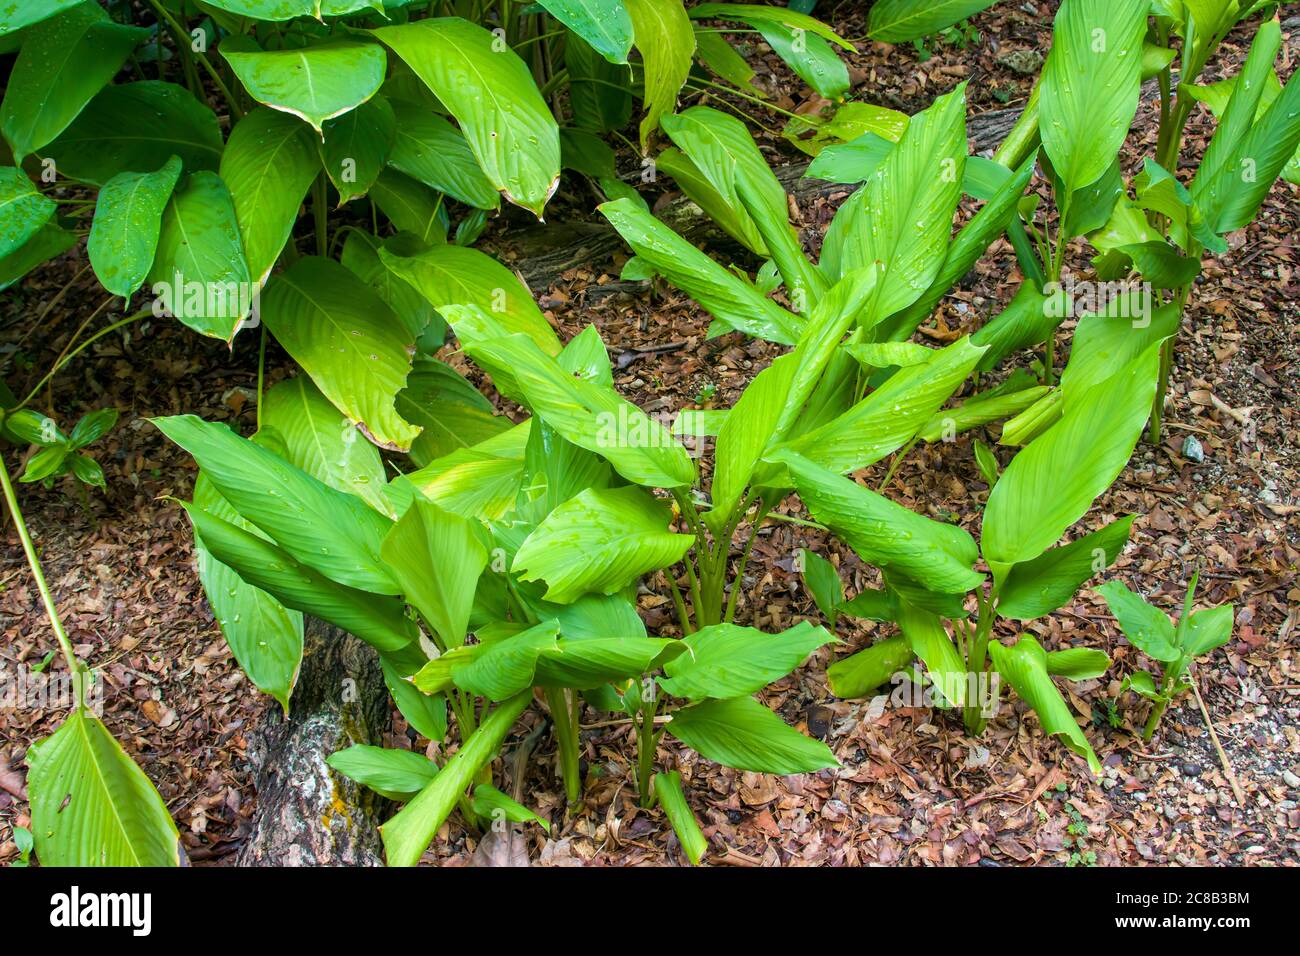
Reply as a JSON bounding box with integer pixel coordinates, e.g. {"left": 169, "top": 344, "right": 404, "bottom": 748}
{"left": 1189, "top": 665, "right": 1247, "bottom": 807}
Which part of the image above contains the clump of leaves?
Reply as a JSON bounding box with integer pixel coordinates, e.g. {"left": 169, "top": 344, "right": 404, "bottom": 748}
{"left": 0, "top": 407, "right": 117, "bottom": 489}
{"left": 1098, "top": 571, "right": 1234, "bottom": 741}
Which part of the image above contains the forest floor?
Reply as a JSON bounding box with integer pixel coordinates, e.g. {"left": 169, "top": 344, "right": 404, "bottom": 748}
{"left": 1, "top": 4, "right": 1298, "bottom": 867}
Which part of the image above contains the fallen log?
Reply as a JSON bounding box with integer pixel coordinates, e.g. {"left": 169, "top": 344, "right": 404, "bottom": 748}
{"left": 236, "top": 618, "right": 391, "bottom": 866}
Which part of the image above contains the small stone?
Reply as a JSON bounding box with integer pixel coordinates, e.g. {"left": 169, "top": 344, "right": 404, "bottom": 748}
{"left": 1183, "top": 762, "right": 1203, "bottom": 778}
{"left": 1164, "top": 805, "right": 1180, "bottom": 821}
{"left": 1283, "top": 770, "right": 1300, "bottom": 788}
{"left": 1181, "top": 435, "right": 1204, "bottom": 462}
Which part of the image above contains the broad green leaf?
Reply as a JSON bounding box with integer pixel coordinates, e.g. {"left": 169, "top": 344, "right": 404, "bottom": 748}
{"left": 666, "top": 695, "right": 838, "bottom": 775}
{"left": 691, "top": 4, "right": 853, "bottom": 99}
{"left": 800, "top": 549, "right": 843, "bottom": 622}
{"left": 147, "top": 171, "right": 252, "bottom": 342}
{"left": 896, "top": 600, "right": 967, "bottom": 708}
{"left": 327, "top": 745, "right": 438, "bottom": 801}
{"left": 471, "top": 784, "right": 550, "bottom": 832}
{"left": 917, "top": 380, "right": 1051, "bottom": 443}
{"left": 0, "top": 219, "right": 76, "bottom": 291}
{"left": 382, "top": 657, "right": 447, "bottom": 742}
{"left": 418, "top": 620, "right": 560, "bottom": 700}
{"left": 827, "top": 634, "right": 914, "bottom": 698}
{"left": 449, "top": 308, "right": 696, "bottom": 488}
{"left": 397, "top": 358, "right": 511, "bottom": 469}
{"left": 988, "top": 636, "right": 1102, "bottom": 774}
{"left": 368, "top": 169, "right": 447, "bottom": 245}
{"left": 566, "top": 31, "right": 634, "bottom": 133}
{"left": 26, "top": 709, "right": 180, "bottom": 866}
{"left": 340, "top": 230, "right": 440, "bottom": 344}
{"left": 805, "top": 131, "right": 896, "bottom": 184}
{"left": 997, "top": 516, "right": 1134, "bottom": 620}
{"left": 1096, "top": 580, "right": 1179, "bottom": 662}
{"left": 1122, "top": 241, "right": 1202, "bottom": 290}
{"left": 533, "top": 636, "right": 683, "bottom": 689}
{"left": 180, "top": 500, "right": 416, "bottom": 652}
{"left": 868, "top": 0, "right": 999, "bottom": 43}
{"left": 193, "top": 474, "right": 303, "bottom": 712}
{"left": 599, "top": 197, "right": 801, "bottom": 344}
{"left": 1045, "top": 647, "right": 1112, "bottom": 680}
{"left": 1123, "top": 668, "right": 1162, "bottom": 700}
{"left": 690, "top": 4, "right": 854, "bottom": 50}
{"left": 398, "top": 431, "right": 530, "bottom": 521}
{"left": 0, "top": 3, "right": 147, "bottom": 161}
{"left": 0, "top": 166, "right": 55, "bottom": 259}
{"left": 662, "top": 107, "right": 824, "bottom": 307}
{"left": 1038, "top": 0, "right": 1148, "bottom": 193}
{"left": 87, "top": 156, "right": 181, "bottom": 301}
{"left": 201, "top": 0, "right": 314, "bottom": 18}
{"left": 1059, "top": 298, "right": 1182, "bottom": 407}
{"left": 261, "top": 375, "right": 389, "bottom": 514}
{"left": 371, "top": 18, "right": 561, "bottom": 216}
{"left": 822, "top": 84, "right": 966, "bottom": 317}
{"left": 624, "top": 0, "right": 695, "bottom": 148}
{"left": 154, "top": 414, "right": 397, "bottom": 594}
{"left": 653, "top": 771, "right": 707, "bottom": 864}
{"left": 320, "top": 95, "right": 395, "bottom": 205}
{"left": 659, "top": 621, "right": 835, "bottom": 700}
{"left": 537, "top": 0, "right": 633, "bottom": 63}
{"left": 969, "top": 281, "right": 1060, "bottom": 372}
{"left": 0, "top": 0, "right": 82, "bottom": 36}
{"left": 41, "top": 81, "right": 223, "bottom": 186}
{"left": 261, "top": 256, "right": 420, "bottom": 451}
{"left": 378, "top": 241, "right": 560, "bottom": 356}
{"left": 772, "top": 449, "right": 984, "bottom": 593}
{"left": 220, "top": 108, "right": 319, "bottom": 287}
{"left": 222, "top": 39, "right": 387, "bottom": 132}
{"left": 514, "top": 486, "right": 692, "bottom": 603}
{"left": 693, "top": 28, "right": 762, "bottom": 95}
{"left": 777, "top": 336, "right": 985, "bottom": 473}
{"left": 388, "top": 103, "right": 499, "bottom": 211}
{"left": 381, "top": 498, "right": 487, "bottom": 647}
{"left": 382, "top": 691, "right": 530, "bottom": 866}
{"left": 982, "top": 343, "right": 1162, "bottom": 573}
{"left": 1183, "top": 604, "right": 1234, "bottom": 658}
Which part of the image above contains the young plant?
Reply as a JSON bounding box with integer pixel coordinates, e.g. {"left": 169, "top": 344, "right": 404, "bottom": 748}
{"left": 0, "top": 406, "right": 117, "bottom": 489}
{"left": 1098, "top": 572, "right": 1235, "bottom": 740}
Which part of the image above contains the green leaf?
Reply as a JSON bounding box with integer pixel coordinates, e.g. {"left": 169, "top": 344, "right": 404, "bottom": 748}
{"left": 320, "top": 95, "right": 395, "bottom": 206}
{"left": 772, "top": 449, "right": 984, "bottom": 593}
{"left": 387, "top": 102, "right": 500, "bottom": 211}
{"left": 221, "top": 38, "right": 387, "bottom": 133}
{"left": 0, "top": 3, "right": 146, "bottom": 162}
{"left": 666, "top": 695, "right": 838, "bottom": 775}
{"left": 1038, "top": 0, "right": 1148, "bottom": 192}
{"left": 471, "top": 784, "right": 550, "bottom": 832}
{"left": 1096, "top": 580, "right": 1179, "bottom": 662}
{"left": 799, "top": 549, "right": 843, "bottom": 622}
{"left": 988, "top": 635, "right": 1102, "bottom": 774}
{"left": 340, "top": 230, "right": 441, "bottom": 344}
{"left": 154, "top": 414, "right": 397, "bottom": 594}
{"left": 537, "top": 0, "right": 633, "bottom": 64}
{"left": 328, "top": 744, "right": 438, "bottom": 801}
{"left": 26, "top": 709, "right": 181, "bottom": 866}
{"left": 827, "top": 634, "right": 914, "bottom": 698}
{"left": 0, "top": 0, "right": 82, "bottom": 36}
{"left": 382, "top": 691, "right": 531, "bottom": 866}
{"left": 180, "top": 499, "right": 416, "bottom": 653}
{"left": 201, "top": 0, "right": 313, "bottom": 18}
{"left": 0, "top": 219, "right": 76, "bottom": 290}
{"left": 533, "top": 636, "right": 682, "bottom": 689}
{"left": 1122, "top": 668, "right": 1162, "bottom": 700}
{"left": 691, "top": 4, "right": 853, "bottom": 99}
{"left": 397, "top": 358, "right": 511, "bottom": 469}
{"left": 896, "top": 600, "right": 967, "bottom": 708}
{"left": 868, "top": 0, "right": 999, "bottom": 43}
{"left": 378, "top": 241, "right": 561, "bottom": 356}
{"left": 193, "top": 474, "right": 303, "bottom": 712}
{"left": 659, "top": 621, "right": 835, "bottom": 700}
{"left": 969, "top": 281, "right": 1060, "bottom": 372}
{"left": 219, "top": 108, "right": 320, "bottom": 287}
{"left": 514, "top": 486, "right": 692, "bottom": 603}
{"left": 368, "top": 169, "right": 446, "bottom": 245}
{"left": 822, "top": 84, "right": 966, "bottom": 315}
{"left": 1044, "top": 647, "right": 1111, "bottom": 681}
{"left": 599, "top": 197, "right": 801, "bottom": 344}
{"left": 1183, "top": 604, "right": 1234, "bottom": 658}
{"left": 147, "top": 171, "right": 253, "bottom": 342}
{"left": 653, "top": 771, "right": 707, "bottom": 864}
{"left": 1121, "top": 241, "right": 1202, "bottom": 290}
{"left": 381, "top": 498, "right": 487, "bottom": 647}
{"left": 624, "top": 0, "right": 695, "bottom": 148}
{"left": 260, "top": 375, "right": 389, "bottom": 515}
{"left": 449, "top": 308, "right": 696, "bottom": 488}
{"left": 997, "top": 516, "right": 1135, "bottom": 621}
{"left": 0, "top": 166, "right": 55, "bottom": 260}
{"left": 778, "top": 336, "right": 985, "bottom": 473}
{"left": 566, "top": 31, "right": 634, "bottom": 133}
{"left": 87, "top": 156, "right": 181, "bottom": 301}
{"left": 69, "top": 407, "right": 117, "bottom": 448}
{"left": 693, "top": 28, "right": 762, "bottom": 95}
{"left": 371, "top": 18, "right": 561, "bottom": 216}
{"left": 42, "top": 81, "right": 224, "bottom": 186}
{"left": 982, "top": 343, "right": 1162, "bottom": 573}
{"left": 418, "top": 620, "right": 559, "bottom": 700}
{"left": 261, "top": 256, "right": 420, "bottom": 452}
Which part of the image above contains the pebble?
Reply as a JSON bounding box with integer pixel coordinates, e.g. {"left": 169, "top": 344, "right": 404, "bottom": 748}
{"left": 1181, "top": 435, "right": 1204, "bottom": 462}
{"left": 1283, "top": 770, "right": 1300, "bottom": 788}
{"left": 1164, "top": 805, "right": 1180, "bottom": 821}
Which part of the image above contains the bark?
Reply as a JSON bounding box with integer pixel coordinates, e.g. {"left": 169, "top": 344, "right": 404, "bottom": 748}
{"left": 503, "top": 106, "right": 1023, "bottom": 292}
{"left": 236, "top": 618, "right": 391, "bottom": 866}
